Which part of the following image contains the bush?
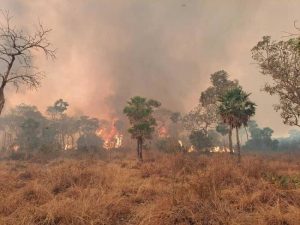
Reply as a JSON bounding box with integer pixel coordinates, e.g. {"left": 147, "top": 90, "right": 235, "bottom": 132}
{"left": 189, "top": 130, "right": 212, "bottom": 152}
{"left": 77, "top": 133, "right": 104, "bottom": 152}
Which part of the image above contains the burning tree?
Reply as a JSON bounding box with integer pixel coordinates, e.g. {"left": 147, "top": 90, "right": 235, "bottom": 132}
{"left": 123, "top": 96, "right": 161, "bottom": 161}
{"left": 0, "top": 10, "right": 55, "bottom": 115}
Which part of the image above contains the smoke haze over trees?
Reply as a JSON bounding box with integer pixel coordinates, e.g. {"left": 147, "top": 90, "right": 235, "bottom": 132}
{"left": 0, "top": 1, "right": 300, "bottom": 136}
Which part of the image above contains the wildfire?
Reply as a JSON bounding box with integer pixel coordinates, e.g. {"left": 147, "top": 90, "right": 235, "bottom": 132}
{"left": 158, "top": 125, "right": 169, "bottom": 138}
{"left": 11, "top": 144, "right": 20, "bottom": 152}
{"left": 96, "top": 120, "right": 123, "bottom": 150}
{"left": 177, "top": 140, "right": 195, "bottom": 153}
{"left": 210, "top": 146, "right": 232, "bottom": 153}
{"left": 178, "top": 140, "right": 183, "bottom": 147}
{"left": 64, "top": 144, "right": 72, "bottom": 151}
{"left": 188, "top": 145, "right": 195, "bottom": 153}
{"left": 176, "top": 141, "right": 231, "bottom": 153}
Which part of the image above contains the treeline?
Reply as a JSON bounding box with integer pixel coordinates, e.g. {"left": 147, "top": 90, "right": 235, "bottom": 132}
{"left": 152, "top": 71, "right": 300, "bottom": 155}
{"left": 0, "top": 100, "right": 105, "bottom": 155}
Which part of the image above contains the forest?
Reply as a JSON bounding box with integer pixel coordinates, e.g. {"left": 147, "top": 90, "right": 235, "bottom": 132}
{"left": 0, "top": 4, "right": 300, "bottom": 225}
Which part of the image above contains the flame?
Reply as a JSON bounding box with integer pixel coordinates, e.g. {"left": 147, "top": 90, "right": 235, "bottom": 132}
{"left": 178, "top": 140, "right": 183, "bottom": 147}
{"left": 12, "top": 144, "right": 20, "bottom": 152}
{"left": 64, "top": 144, "right": 72, "bottom": 151}
{"left": 158, "top": 125, "right": 169, "bottom": 138}
{"left": 176, "top": 142, "right": 233, "bottom": 153}
{"left": 210, "top": 146, "right": 232, "bottom": 153}
{"left": 96, "top": 120, "right": 123, "bottom": 150}
{"left": 188, "top": 145, "right": 195, "bottom": 153}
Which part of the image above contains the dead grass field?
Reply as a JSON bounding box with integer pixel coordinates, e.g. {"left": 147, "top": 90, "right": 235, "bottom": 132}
{"left": 0, "top": 152, "right": 299, "bottom": 225}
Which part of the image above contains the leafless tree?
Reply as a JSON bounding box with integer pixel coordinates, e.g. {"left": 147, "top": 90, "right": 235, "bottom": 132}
{"left": 0, "top": 10, "right": 55, "bottom": 115}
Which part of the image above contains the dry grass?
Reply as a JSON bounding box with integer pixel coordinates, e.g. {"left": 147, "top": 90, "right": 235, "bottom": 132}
{"left": 0, "top": 152, "right": 299, "bottom": 225}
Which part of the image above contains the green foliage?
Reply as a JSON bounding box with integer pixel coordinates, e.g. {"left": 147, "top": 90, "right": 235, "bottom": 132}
{"left": 18, "top": 118, "right": 40, "bottom": 150}
{"left": 47, "top": 99, "right": 69, "bottom": 119}
{"left": 189, "top": 130, "right": 213, "bottom": 152}
{"left": 218, "top": 87, "right": 256, "bottom": 129}
{"left": 0, "top": 100, "right": 104, "bottom": 154}
{"left": 0, "top": 104, "right": 47, "bottom": 152}
{"left": 170, "top": 112, "right": 181, "bottom": 124}
{"left": 185, "top": 70, "right": 238, "bottom": 137}
{"left": 200, "top": 70, "right": 239, "bottom": 107}
{"left": 276, "top": 129, "right": 300, "bottom": 151}
{"left": 263, "top": 172, "right": 300, "bottom": 189}
{"left": 123, "top": 96, "right": 161, "bottom": 140}
{"left": 244, "top": 120, "right": 278, "bottom": 151}
{"left": 78, "top": 116, "right": 99, "bottom": 135}
{"left": 155, "top": 137, "right": 182, "bottom": 153}
{"left": 123, "top": 96, "right": 161, "bottom": 161}
{"left": 216, "top": 123, "right": 229, "bottom": 136}
{"left": 183, "top": 104, "right": 216, "bottom": 134}
{"left": 252, "top": 36, "right": 300, "bottom": 127}
{"left": 77, "top": 133, "right": 104, "bottom": 152}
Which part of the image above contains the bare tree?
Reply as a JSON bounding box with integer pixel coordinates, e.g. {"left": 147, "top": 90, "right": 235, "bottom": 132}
{"left": 0, "top": 10, "right": 55, "bottom": 115}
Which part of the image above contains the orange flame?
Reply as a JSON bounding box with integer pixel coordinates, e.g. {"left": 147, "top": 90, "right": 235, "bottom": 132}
{"left": 96, "top": 120, "right": 123, "bottom": 150}
{"left": 158, "top": 125, "right": 169, "bottom": 138}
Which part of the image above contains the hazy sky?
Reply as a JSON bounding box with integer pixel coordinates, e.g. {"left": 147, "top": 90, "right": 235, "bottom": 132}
{"left": 1, "top": 0, "right": 300, "bottom": 137}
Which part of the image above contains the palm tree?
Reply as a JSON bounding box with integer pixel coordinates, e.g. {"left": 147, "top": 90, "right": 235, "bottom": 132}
{"left": 218, "top": 87, "right": 256, "bottom": 161}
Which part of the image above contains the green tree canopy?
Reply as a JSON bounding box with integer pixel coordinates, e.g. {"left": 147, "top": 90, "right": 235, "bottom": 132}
{"left": 252, "top": 36, "right": 300, "bottom": 127}
{"left": 123, "top": 96, "right": 161, "bottom": 161}
{"left": 218, "top": 87, "right": 256, "bottom": 160}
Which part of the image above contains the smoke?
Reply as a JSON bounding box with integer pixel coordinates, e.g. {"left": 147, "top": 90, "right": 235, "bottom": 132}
{"left": 1, "top": 0, "right": 300, "bottom": 136}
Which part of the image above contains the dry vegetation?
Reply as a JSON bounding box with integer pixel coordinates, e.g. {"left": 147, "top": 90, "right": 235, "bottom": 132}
{"left": 0, "top": 152, "right": 299, "bottom": 225}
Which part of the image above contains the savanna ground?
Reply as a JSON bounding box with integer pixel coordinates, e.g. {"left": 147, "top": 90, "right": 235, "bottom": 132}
{"left": 0, "top": 151, "right": 299, "bottom": 225}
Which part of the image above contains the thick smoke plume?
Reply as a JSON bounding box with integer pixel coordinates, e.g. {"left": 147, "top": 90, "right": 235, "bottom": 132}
{"left": 1, "top": 0, "right": 300, "bottom": 136}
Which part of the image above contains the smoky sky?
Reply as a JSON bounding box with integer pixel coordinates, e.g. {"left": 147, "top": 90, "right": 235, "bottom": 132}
{"left": 1, "top": 0, "right": 300, "bottom": 137}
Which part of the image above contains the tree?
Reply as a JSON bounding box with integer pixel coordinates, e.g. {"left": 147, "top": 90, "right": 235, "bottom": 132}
{"left": 76, "top": 116, "right": 101, "bottom": 151}
{"left": 244, "top": 120, "right": 278, "bottom": 151}
{"left": 218, "top": 87, "right": 256, "bottom": 161}
{"left": 123, "top": 96, "right": 161, "bottom": 161}
{"left": 0, "top": 10, "right": 55, "bottom": 115}
{"left": 170, "top": 112, "right": 181, "bottom": 124}
{"left": 189, "top": 130, "right": 213, "bottom": 152}
{"left": 46, "top": 99, "right": 69, "bottom": 120}
{"left": 183, "top": 104, "right": 217, "bottom": 134}
{"left": 46, "top": 99, "right": 69, "bottom": 149}
{"left": 195, "top": 70, "right": 239, "bottom": 145}
{"left": 252, "top": 36, "right": 300, "bottom": 127}
{"left": 18, "top": 118, "right": 40, "bottom": 151}
{"left": 0, "top": 104, "right": 47, "bottom": 152}
{"left": 77, "top": 133, "right": 103, "bottom": 152}
{"left": 216, "top": 123, "right": 229, "bottom": 149}
{"left": 78, "top": 116, "right": 99, "bottom": 135}
{"left": 200, "top": 70, "right": 238, "bottom": 107}
{"left": 277, "top": 129, "right": 300, "bottom": 151}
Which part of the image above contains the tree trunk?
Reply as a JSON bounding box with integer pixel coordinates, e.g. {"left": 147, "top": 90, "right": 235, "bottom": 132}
{"left": 228, "top": 126, "right": 233, "bottom": 154}
{"left": 136, "top": 139, "right": 140, "bottom": 159}
{"left": 244, "top": 126, "right": 249, "bottom": 141}
{"left": 236, "top": 127, "right": 241, "bottom": 162}
{"left": 71, "top": 135, "right": 74, "bottom": 149}
{"left": 0, "top": 87, "right": 5, "bottom": 115}
{"left": 136, "top": 137, "right": 143, "bottom": 161}
{"left": 140, "top": 138, "right": 143, "bottom": 161}
{"left": 222, "top": 135, "right": 226, "bottom": 151}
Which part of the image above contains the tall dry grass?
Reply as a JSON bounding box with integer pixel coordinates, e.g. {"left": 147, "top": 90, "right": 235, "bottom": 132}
{"left": 0, "top": 152, "right": 299, "bottom": 225}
